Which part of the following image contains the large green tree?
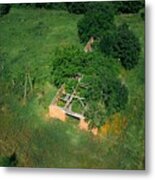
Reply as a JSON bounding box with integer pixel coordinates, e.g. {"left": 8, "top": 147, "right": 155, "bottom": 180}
{"left": 81, "top": 61, "right": 128, "bottom": 127}
{"left": 52, "top": 46, "right": 91, "bottom": 88}
{"left": 113, "top": 23, "right": 141, "bottom": 69}
{"left": 77, "top": 3, "right": 115, "bottom": 43}
{"left": 52, "top": 46, "right": 128, "bottom": 127}
{"left": 100, "top": 23, "right": 141, "bottom": 70}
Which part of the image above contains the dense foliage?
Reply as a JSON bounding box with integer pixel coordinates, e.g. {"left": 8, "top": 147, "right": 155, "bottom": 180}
{"left": 66, "top": 2, "right": 87, "bottom": 14}
{"left": 83, "top": 78, "right": 128, "bottom": 127}
{"left": 113, "top": 23, "right": 141, "bottom": 69}
{"left": 100, "top": 30, "right": 116, "bottom": 57}
{"left": 52, "top": 46, "right": 90, "bottom": 88}
{"left": 86, "top": 1, "right": 115, "bottom": 13}
{"left": 1, "top": 1, "right": 144, "bottom": 15}
{"left": 140, "top": 8, "right": 145, "bottom": 21}
{"left": 114, "top": 0, "right": 145, "bottom": 14}
{"left": 0, "top": 4, "right": 11, "bottom": 16}
{"left": 77, "top": 4, "right": 115, "bottom": 43}
{"left": 52, "top": 46, "right": 128, "bottom": 127}
{"left": 100, "top": 23, "right": 141, "bottom": 70}
{"left": 13, "top": 3, "right": 66, "bottom": 10}
{"left": 82, "top": 58, "right": 128, "bottom": 127}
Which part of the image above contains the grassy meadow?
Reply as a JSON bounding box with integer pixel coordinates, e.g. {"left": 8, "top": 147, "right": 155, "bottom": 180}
{"left": 0, "top": 5, "right": 144, "bottom": 169}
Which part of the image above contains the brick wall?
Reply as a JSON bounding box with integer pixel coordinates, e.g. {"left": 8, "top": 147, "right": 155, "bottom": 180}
{"left": 49, "top": 105, "right": 66, "bottom": 122}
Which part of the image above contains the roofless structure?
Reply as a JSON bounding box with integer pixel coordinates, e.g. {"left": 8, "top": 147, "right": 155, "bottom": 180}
{"left": 49, "top": 77, "right": 86, "bottom": 122}
{"left": 48, "top": 79, "right": 98, "bottom": 135}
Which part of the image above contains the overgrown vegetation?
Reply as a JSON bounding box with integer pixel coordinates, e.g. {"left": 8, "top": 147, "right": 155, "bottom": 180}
{"left": 114, "top": 0, "right": 144, "bottom": 14}
{"left": 100, "top": 23, "right": 141, "bottom": 69}
{"left": 77, "top": 3, "right": 115, "bottom": 43}
{"left": 0, "top": 1, "right": 145, "bottom": 169}
{"left": 66, "top": 2, "right": 87, "bottom": 14}
{"left": 52, "top": 46, "right": 128, "bottom": 127}
{"left": 0, "top": 4, "right": 11, "bottom": 16}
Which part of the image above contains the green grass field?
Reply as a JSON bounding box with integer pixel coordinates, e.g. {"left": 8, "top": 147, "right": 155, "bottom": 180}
{"left": 0, "top": 7, "right": 144, "bottom": 169}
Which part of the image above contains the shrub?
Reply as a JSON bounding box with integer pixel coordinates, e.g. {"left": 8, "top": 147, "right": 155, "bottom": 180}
{"left": 102, "top": 79, "right": 128, "bottom": 113}
{"left": 66, "top": 1, "right": 115, "bottom": 15}
{"left": 86, "top": 1, "right": 115, "bottom": 14}
{"left": 140, "top": 8, "right": 145, "bottom": 21}
{"left": 84, "top": 80, "right": 128, "bottom": 128}
{"left": 82, "top": 70, "right": 128, "bottom": 112}
{"left": 113, "top": 23, "right": 141, "bottom": 69}
{"left": 66, "top": 2, "right": 87, "bottom": 14}
{"left": 52, "top": 46, "right": 91, "bottom": 87}
{"left": 80, "top": 55, "right": 128, "bottom": 127}
{"left": 35, "top": 3, "right": 66, "bottom": 10}
{"left": 77, "top": 4, "right": 115, "bottom": 43}
{"left": 0, "top": 4, "right": 11, "bottom": 17}
{"left": 114, "top": 0, "right": 145, "bottom": 14}
{"left": 14, "top": 3, "right": 66, "bottom": 10}
{"left": 100, "top": 23, "right": 141, "bottom": 70}
{"left": 100, "top": 30, "right": 116, "bottom": 56}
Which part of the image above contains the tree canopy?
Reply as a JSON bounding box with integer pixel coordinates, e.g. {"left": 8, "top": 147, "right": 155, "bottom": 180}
{"left": 52, "top": 46, "right": 128, "bottom": 127}
{"left": 100, "top": 23, "right": 141, "bottom": 70}
{"left": 77, "top": 3, "right": 115, "bottom": 43}
{"left": 114, "top": 0, "right": 145, "bottom": 14}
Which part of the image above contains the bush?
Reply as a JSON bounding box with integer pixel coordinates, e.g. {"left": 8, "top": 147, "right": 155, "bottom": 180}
{"left": 52, "top": 46, "right": 91, "bottom": 87}
{"left": 80, "top": 54, "right": 128, "bottom": 127}
{"left": 84, "top": 80, "right": 128, "bottom": 128}
{"left": 66, "top": 2, "right": 87, "bottom": 14}
{"left": 34, "top": 3, "right": 66, "bottom": 10}
{"left": 0, "top": 4, "right": 11, "bottom": 17}
{"left": 113, "top": 23, "right": 141, "bottom": 69}
{"left": 114, "top": 0, "right": 145, "bottom": 14}
{"left": 82, "top": 69, "right": 128, "bottom": 113}
{"left": 77, "top": 5, "right": 115, "bottom": 43}
{"left": 100, "top": 23, "right": 141, "bottom": 70}
{"left": 86, "top": 1, "right": 115, "bottom": 14}
{"left": 13, "top": 3, "right": 66, "bottom": 10}
{"left": 140, "top": 8, "right": 145, "bottom": 21}
{"left": 103, "top": 79, "right": 128, "bottom": 113}
{"left": 100, "top": 30, "right": 116, "bottom": 56}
